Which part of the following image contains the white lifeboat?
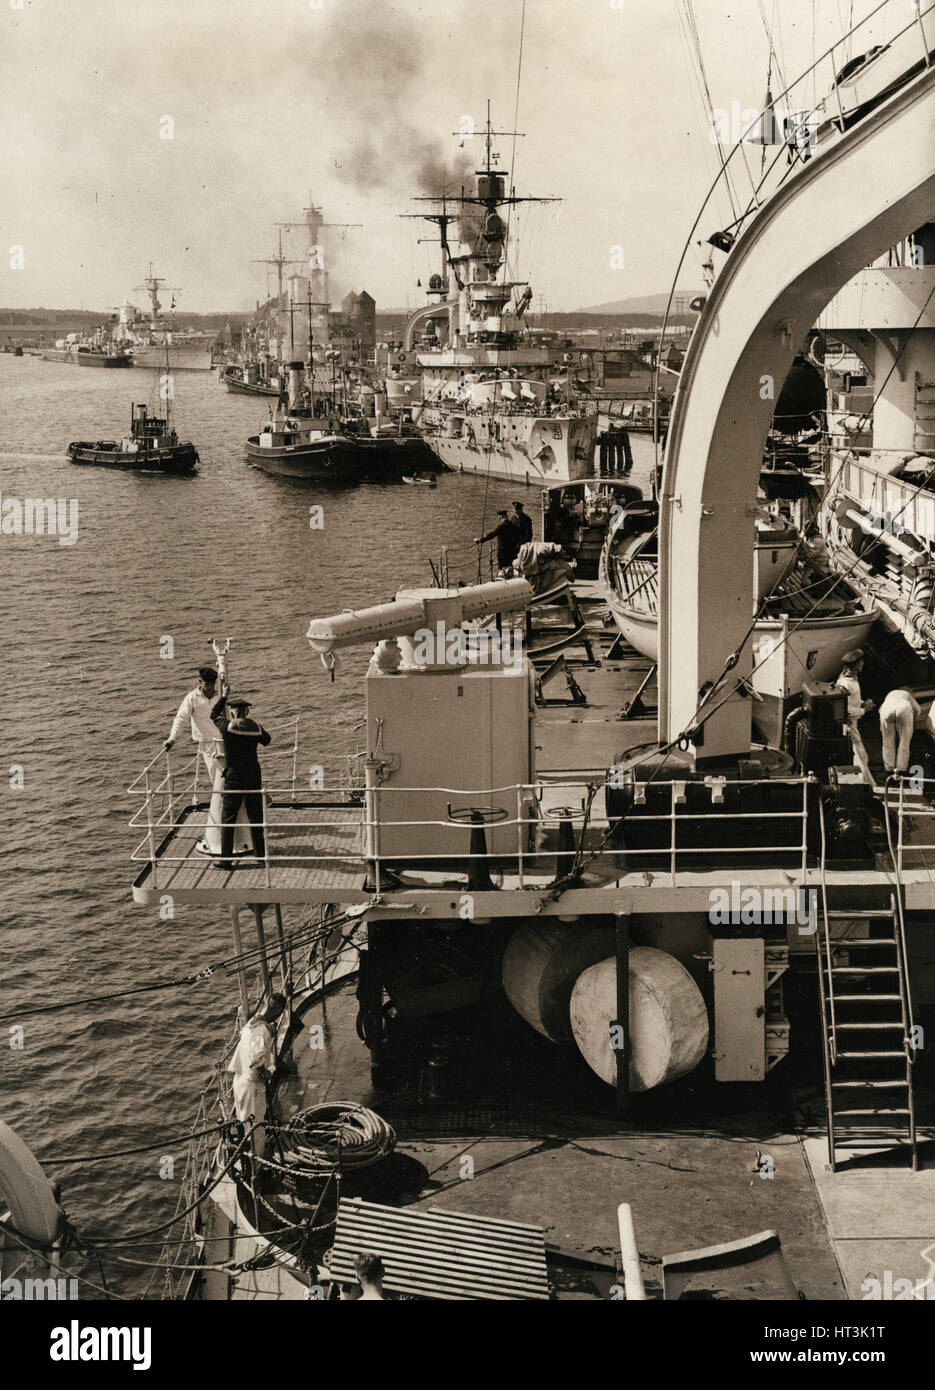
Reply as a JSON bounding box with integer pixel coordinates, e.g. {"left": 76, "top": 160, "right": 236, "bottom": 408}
{"left": 0, "top": 1120, "right": 59, "bottom": 1250}
{"left": 306, "top": 579, "right": 534, "bottom": 656}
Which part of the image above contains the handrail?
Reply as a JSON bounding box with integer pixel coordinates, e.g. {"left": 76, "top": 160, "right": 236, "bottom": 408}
{"left": 816, "top": 789, "right": 838, "bottom": 1067}
{"left": 886, "top": 778, "right": 917, "bottom": 1051}
{"left": 129, "top": 760, "right": 814, "bottom": 888}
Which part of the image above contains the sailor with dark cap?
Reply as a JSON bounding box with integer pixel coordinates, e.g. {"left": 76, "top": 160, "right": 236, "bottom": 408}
{"left": 475, "top": 508, "right": 520, "bottom": 573}
{"left": 835, "top": 649, "right": 873, "bottom": 725}
{"left": 210, "top": 693, "right": 272, "bottom": 870}
{"left": 165, "top": 665, "right": 251, "bottom": 856}
{"left": 511, "top": 499, "right": 533, "bottom": 543}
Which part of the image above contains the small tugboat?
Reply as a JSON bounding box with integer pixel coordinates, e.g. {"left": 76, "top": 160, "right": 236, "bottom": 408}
{"left": 221, "top": 360, "right": 284, "bottom": 396}
{"left": 350, "top": 425, "right": 439, "bottom": 481}
{"left": 68, "top": 401, "right": 199, "bottom": 474}
{"left": 245, "top": 361, "right": 358, "bottom": 481}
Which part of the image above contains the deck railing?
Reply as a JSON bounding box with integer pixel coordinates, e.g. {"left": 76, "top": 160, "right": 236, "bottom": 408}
{"left": 129, "top": 754, "right": 815, "bottom": 893}
{"left": 891, "top": 775, "right": 935, "bottom": 877}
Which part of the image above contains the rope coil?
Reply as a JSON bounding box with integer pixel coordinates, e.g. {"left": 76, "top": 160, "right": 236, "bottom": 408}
{"left": 272, "top": 1102, "right": 396, "bottom": 1176}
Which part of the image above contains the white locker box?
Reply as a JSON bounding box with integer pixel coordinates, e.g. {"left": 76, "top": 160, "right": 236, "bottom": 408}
{"left": 366, "top": 660, "right": 535, "bottom": 863}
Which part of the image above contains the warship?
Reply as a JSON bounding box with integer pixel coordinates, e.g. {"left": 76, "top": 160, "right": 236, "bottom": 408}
{"left": 112, "top": 7, "right": 935, "bottom": 1302}
{"left": 389, "top": 108, "right": 597, "bottom": 487}
{"left": 119, "top": 267, "right": 216, "bottom": 371}
{"left": 41, "top": 326, "right": 132, "bottom": 367}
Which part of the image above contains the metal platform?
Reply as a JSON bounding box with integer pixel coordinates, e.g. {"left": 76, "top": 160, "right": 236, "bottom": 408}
{"left": 326, "top": 1197, "right": 550, "bottom": 1300}
{"left": 132, "top": 801, "right": 371, "bottom": 905}
{"left": 129, "top": 594, "right": 935, "bottom": 914}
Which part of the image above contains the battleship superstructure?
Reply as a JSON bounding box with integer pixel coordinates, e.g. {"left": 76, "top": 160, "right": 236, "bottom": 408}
{"left": 117, "top": 266, "right": 215, "bottom": 371}
{"left": 390, "top": 110, "right": 596, "bottom": 485}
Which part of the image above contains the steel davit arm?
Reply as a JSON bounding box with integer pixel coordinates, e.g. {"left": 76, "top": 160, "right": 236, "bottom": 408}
{"left": 659, "top": 59, "right": 935, "bottom": 763}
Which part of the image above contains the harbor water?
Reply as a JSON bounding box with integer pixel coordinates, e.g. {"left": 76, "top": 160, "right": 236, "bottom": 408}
{"left": 0, "top": 354, "right": 653, "bottom": 1293}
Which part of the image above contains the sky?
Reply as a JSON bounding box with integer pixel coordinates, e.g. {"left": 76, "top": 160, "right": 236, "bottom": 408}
{"left": 0, "top": 0, "right": 900, "bottom": 314}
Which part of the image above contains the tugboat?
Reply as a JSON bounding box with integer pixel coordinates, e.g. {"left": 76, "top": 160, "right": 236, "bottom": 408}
{"left": 221, "top": 360, "right": 284, "bottom": 397}
{"left": 245, "top": 361, "right": 357, "bottom": 481}
{"left": 68, "top": 401, "right": 199, "bottom": 474}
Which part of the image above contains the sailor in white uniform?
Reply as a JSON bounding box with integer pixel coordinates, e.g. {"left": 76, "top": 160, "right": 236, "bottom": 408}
{"left": 165, "top": 664, "right": 250, "bottom": 855}
{"left": 165, "top": 666, "right": 225, "bottom": 784}
{"left": 878, "top": 688, "right": 921, "bottom": 775}
{"left": 228, "top": 994, "right": 286, "bottom": 1163}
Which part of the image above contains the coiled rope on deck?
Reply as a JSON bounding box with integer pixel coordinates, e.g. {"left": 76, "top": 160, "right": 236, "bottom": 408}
{"left": 272, "top": 1102, "right": 396, "bottom": 1176}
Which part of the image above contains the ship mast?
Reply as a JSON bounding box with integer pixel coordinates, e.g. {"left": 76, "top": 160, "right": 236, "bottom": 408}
{"left": 134, "top": 263, "right": 179, "bottom": 332}
{"left": 404, "top": 105, "right": 560, "bottom": 350}
{"left": 254, "top": 227, "right": 303, "bottom": 307}
{"left": 305, "top": 290, "right": 318, "bottom": 419}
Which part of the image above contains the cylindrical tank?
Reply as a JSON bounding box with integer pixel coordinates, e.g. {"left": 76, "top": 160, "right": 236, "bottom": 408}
{"left": 502, "top": 921, "right": 616, "bottom": 1042}
{"left": 569, "top": 947, "right": 709, "bottom": 1091}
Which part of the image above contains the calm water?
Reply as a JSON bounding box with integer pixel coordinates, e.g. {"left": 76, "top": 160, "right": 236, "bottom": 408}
{"left": 0, "top": 353, "right": 653, "bottom": 1295}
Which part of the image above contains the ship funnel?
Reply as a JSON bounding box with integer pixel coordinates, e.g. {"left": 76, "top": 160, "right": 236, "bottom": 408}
{"left": 288, "top": 361, "right": 304, "bottom": 410}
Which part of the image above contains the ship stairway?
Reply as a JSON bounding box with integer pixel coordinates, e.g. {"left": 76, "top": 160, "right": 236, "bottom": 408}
{"left": 815, "top": 891, "right": 918, "bottom": 1171}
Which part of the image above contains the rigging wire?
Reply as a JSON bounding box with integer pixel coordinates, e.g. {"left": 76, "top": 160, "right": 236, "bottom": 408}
{"left": 43, "top": 1122, "right": 235, "bottom": 1167}
{"left": 674, "top": 1, "right": 740, "bottom": 233}
{"left": 0, "top": 905, "right": 361, "bottom": 1024}
{"left": 0, "top": 1222, "right": 130, "bottom": 1301}
{"left": 682, "top": 0, "right": 741, "bottom": 222}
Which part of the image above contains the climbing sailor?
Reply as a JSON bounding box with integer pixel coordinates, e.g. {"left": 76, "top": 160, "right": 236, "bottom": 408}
{"left": 228, "top": 993, "right": 286, "bottom": 1164}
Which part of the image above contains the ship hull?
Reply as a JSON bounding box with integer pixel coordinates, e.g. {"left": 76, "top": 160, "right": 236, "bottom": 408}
{"left": 131, "top": 344, "right": 214, "bottom": 371}
{"left": 351, "top": 434, "right": 439, "bottom": 478}
{"left": 223, "top": 374, "right": 281, "bottom": 397}
{"left": 67, "top": 442, "right": 198, "bottom": 474}
{"left": 424, "top": 415, "right": 595, "bottom": 486}
{"left": 42, "top": 350, "right": 132, "bottom": 367}
{"left": 245, "top": 435, "right": 359, "bottom": 481}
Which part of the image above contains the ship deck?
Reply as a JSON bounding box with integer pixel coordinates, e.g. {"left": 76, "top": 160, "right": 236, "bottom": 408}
{"left": 132, "top": 583, "right": 935, "bottom": 915}
{"left": 206, "top": 979, "right": 849, "bottom": 1301}
{"left": 202, "top": 975, "right": 935, "bottom": 1301}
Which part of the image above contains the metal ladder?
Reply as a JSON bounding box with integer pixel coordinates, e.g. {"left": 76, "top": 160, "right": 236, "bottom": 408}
{"left": 816, "top": 892, "right": 918, "bottom": 1171}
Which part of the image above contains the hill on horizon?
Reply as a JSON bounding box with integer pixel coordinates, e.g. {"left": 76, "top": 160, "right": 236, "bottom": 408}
{"left": 576, "top": 291, "right": 704, "bottom": 316}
